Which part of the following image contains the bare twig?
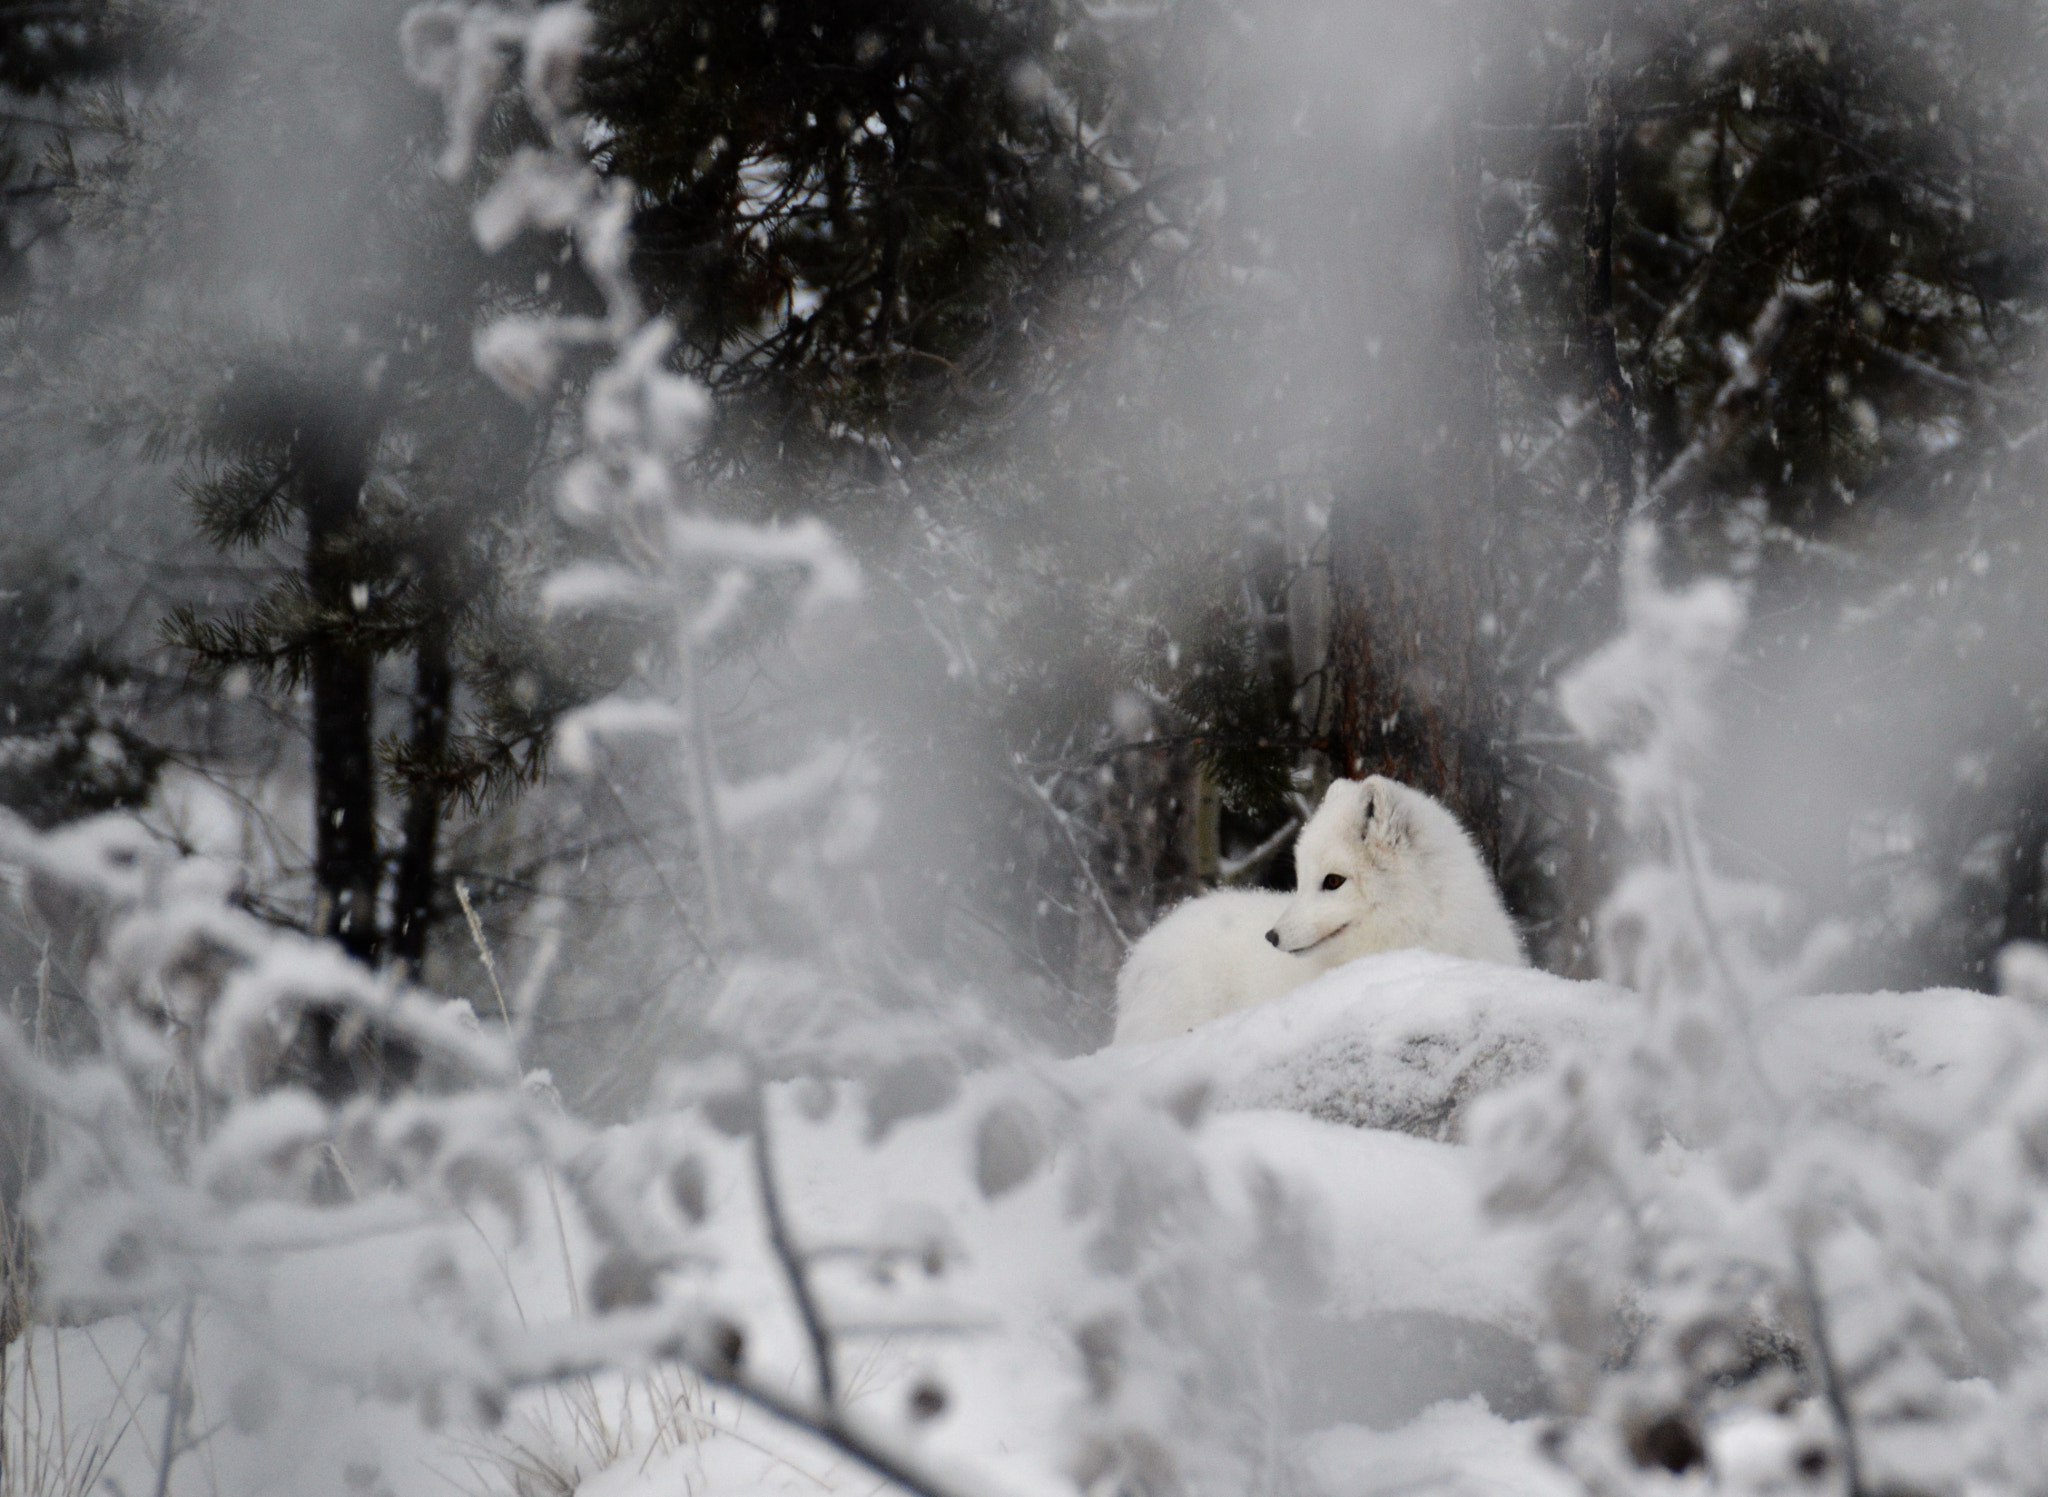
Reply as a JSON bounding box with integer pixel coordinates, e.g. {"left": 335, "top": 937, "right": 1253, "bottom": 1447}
{"left": 1025, "top": 730, "right": 1325, "bottom": 774}
{"left": 1583, "top": 16, "right": 1635, "bottom": 553}
{"left": 1793, "top": 1246, "right": 1866, "bottom": 1497}
{"left": 148, "top": 1300, "right": 195, "bottom": 1497}
{"left": 1218, "top": 816, "right": 1299, "bottom": 885}
{"left": 1668, "top": 793, "right": 1785, "bottom": 1116}
{"left": 679, "top": 650, "right": 737, "bottom": 945}
{"left": 1854, "top": 330, "right": 2023, "bottom": 408}
{"left": 1472, "top": 119, "right": 1589, "bottom": 136}
{"left": 1016, "top": 773, "right": 1132, "bottom": 951}
{"left": 594, "top": 770, "right": 714, "bottom": 965}
{"left": 749, "top": 1071, "right": 836, "bottom": 1409}
{"left": 727, "top": 1368, "right": 975, "bottom": 1497}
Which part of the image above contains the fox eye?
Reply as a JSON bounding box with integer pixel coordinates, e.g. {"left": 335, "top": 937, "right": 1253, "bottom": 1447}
{"left": 1321, "top": 873, "right": 1346, "bottom": 891}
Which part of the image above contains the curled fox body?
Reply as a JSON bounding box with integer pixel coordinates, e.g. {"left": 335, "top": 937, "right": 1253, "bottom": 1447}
{"left": 1112, "top": 776, "right": 1524, "bottom": 1045}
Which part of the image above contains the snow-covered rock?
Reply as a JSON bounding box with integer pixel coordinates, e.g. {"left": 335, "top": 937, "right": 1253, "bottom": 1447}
{"left": 1084, "top": 949, "right": 1632, "bottom": 1140}
{"left": 1296, "top": 1397, "right": 1578, "bottom": 1497}
{"left": 1086, "top": 946, "right": 2045, "bottom": 1158}
{"left": 1079, "top": 947, "right": 2048, "bottom": 1450}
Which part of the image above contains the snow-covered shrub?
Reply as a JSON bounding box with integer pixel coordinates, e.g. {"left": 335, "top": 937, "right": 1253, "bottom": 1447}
{"left": 402, "top": 6, "right": 1320, "bottom": 1476}
{"left": 0, "top": 10, "right": 1320, "bottom": 1495}
{"left": 1476, "top": 525, "right": 2048, "bottom": 1496}
{"left": 0, "top": 800, "right": 1326, "bottom": 1494}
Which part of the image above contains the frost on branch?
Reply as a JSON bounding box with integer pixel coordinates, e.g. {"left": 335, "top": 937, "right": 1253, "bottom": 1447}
{"left": 471, "top": 314, "right": 564, "bottom": 404}
{"left": 0, "top": 797, "right": 1313, "bottom": 1495}
{"left": 1558, "top": 524, "right": 1844, "bottom": 1010}
{"left": 387, "top": 7, "right": 1310, "bottom": 1494}
{"left": 429, "top": 0, "right": 876, "bottom": 982}
{"left": 1476, "top": 525, "right": 2048, "bottom": 1497}
{"left": 400, "top": 2, "right": 590, "bottom": 181}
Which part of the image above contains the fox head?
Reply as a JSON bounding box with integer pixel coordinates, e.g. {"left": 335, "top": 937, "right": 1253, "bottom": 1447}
{"left": 1265, "top": 776, "right": 1419, "bottom": 956}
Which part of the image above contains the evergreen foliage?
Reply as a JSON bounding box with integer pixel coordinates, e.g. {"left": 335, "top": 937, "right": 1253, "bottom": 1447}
{"left": 581, "top": 0, "right": 1146, "bottom": 485}
{"left": 0, "top": 549, "right": 161, "bottom": 828}
{"left": 71, "top": 0, "right": 633, "bottom": 969}
{"left": 1467, "top": 0, "right": 2048, "bottom": 978}
{"left": 0, "top": 0, "right": 166, "bottom": 302}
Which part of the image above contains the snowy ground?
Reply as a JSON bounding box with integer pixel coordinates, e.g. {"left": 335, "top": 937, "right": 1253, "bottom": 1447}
{"left": 9, "top": 948, "right": 2035, "bottom": 1497}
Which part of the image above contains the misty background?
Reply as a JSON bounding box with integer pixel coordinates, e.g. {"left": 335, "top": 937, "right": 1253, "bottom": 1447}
{"left": 0, "top": 3, "right": 2046, "bottom": 1496}
{"left": 2, "top": 0, "right": 2045, "bottom": 1084}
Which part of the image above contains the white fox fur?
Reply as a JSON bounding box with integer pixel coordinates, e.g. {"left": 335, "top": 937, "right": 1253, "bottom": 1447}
{"left": 1112, "top": 775, "right": 1524, "bottom": 1045}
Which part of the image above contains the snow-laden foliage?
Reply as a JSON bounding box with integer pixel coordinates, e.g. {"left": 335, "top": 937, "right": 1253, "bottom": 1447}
{"left": 1476, "top": 525, "right": 2048, "bottom": 1496}
{"left": 0, "top": 10, "right": 1319, "bottom": 1496}
{"left": 0, "top": 799, "right": 1324, "bottom": 1495}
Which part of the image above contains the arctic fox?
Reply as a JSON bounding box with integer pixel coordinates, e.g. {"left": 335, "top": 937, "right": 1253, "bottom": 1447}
{"left": 1112, "top": 775, "right": 1524, "bottom": 1045}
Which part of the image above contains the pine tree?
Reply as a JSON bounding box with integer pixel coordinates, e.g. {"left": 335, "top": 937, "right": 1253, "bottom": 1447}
{"left": 580, "top": 0, "right": 1145, "bottom": 490}
{"left": 0, "top": 0, "right": 164, "bottom": 303}
{"left": 72, "top": 0, "right": 629, "bottom": 972}
{"left": 0, "top": 2, "right": 170, "bottom": 829}
{"left": 1465, "top": 0, "right": 2048, "bottom": 978}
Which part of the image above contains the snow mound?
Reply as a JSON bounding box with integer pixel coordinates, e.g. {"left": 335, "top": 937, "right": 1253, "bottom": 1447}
{"left": 1080, "top": 949, "right": 1632, "bottom": 1140}
{"left": 1295, "top": 1398, "right": 1577, "bottom": 1497}
{"left": 1196, "top": 1109, "right": 1538, "bottom": 1330}
{"left": 1084, "top": 947, "right": 2044, "bottom": 1155}
{"left": 1072, "top": 948, "right": 2048, "bottom": 1440}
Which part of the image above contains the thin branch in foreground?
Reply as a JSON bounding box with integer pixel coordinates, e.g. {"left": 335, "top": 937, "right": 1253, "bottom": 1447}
{"left": 1855, "top": 330, "right": 2024, "bottom": 408}
{"left": 1219, "top": 815, "right": 1299, "bottom": 885}
{"left": 1024, "top": 730, "right": 1326, "bottom": 774}
{"left": 1793, "top": 1246, "right": 1866, "bottom": 1497}
{"left": 594, "top": 767, "right": 715, "bottom": 965}
{"left": 1582, "top": 17, "right": 1635, "bottom": 551}
{"left": 750, "top": 1070, "right": 837, "bottom": 1409}
{"left": 149, "top": 1299, "right": 197, "bottom": 1497}
{"left": 713, "top": 1365, "right": 978, "bottom": 1497}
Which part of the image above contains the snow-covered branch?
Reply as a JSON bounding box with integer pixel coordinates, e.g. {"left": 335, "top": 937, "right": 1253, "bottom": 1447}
{"left": 1478, "top": 524, "right": 2048, "bottom": 1496}
{"left": 1642, "top": 284, "right": 1821, "bottom": 512}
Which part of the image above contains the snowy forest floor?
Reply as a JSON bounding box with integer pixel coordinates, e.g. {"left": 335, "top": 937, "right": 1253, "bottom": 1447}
{"left": 9, "top": 948, "right": 2027, "bottom": 1497}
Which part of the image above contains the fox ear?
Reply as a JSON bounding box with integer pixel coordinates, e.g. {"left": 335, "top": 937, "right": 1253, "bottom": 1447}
{"left": 1359, "top": 779, "right": 1406, "bottom": 842}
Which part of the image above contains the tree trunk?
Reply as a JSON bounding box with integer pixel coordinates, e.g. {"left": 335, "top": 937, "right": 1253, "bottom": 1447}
{"left": 2004, "top": 765, "right": 2048, "bottom": 949}
{"left": 1446, "top": 82, "right": 1506, "bottom": 874}
{"left": 1325, "top": 473, "right": 1498, "bottom": 865}
{"left": 1583, "top": 21, "right": 1633, "bottom": 595}
{"left": 1318, "top": 93, "right": 1507, "bottom": 872}
{"left": 389, "top": 616, "right": 454, "bottom": 976}
{"left": 301, "top": 414, "right": 380, "bottom": 965}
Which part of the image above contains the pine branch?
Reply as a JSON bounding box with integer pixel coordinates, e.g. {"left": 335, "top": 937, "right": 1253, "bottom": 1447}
{"left": 178, "top": 455, "right": 296, "bottom": 551}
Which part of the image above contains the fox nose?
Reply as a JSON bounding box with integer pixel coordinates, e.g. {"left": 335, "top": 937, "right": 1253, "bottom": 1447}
{"left": 1265, "top": 929, "right": 1280, "bottom": 947}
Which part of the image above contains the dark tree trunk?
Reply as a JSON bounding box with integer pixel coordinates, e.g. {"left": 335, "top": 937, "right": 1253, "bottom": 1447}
{"left": 2004, "top": 766, "right": 2048, "bottom": 949}
{"left": 1325, "top": 473, "right": 1500, "bottom": 870}
{"left": 1446, "top": 88, "right": 1506, "bottom": 874}
{"left": 301, "top": 413, "right": 381, "bottom": 965}
{"left": 1317, "top": 91, "right": 1508, "bottom": 876}
{"left": 1583, "top": 23, "right": 1633, "bottom": 593}
{"left": 389, "top": 617, "right": 455, "bottom": 977}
